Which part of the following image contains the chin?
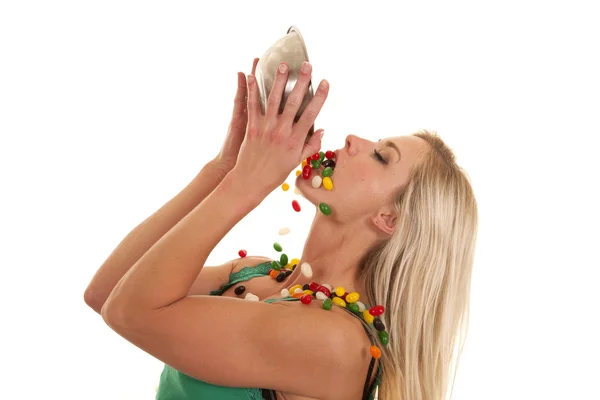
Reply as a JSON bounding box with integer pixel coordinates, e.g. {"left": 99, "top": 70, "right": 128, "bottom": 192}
{"left": 295, "top": 174, "right": 336, "bottom": 206}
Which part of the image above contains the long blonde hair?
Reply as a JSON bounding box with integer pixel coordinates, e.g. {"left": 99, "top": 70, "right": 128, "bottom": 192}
{"left": 360, "top": 130, "right": 478, "bottom": 400}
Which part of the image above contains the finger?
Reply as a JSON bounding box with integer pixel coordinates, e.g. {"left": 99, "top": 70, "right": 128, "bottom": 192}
{"left": 294, "top": 79, "right": 329, "bottom": 137}
{"left": 246, "top": 74, "right": 261, "bottom": 133}
{"left": 281, "top": 61, "right": 312, "bottom": 123}
{"left": 231, "top": 72, "right": 248, "bottom": 119}
{"left": 266, "top": 62, "right": 289, "bottom": 121}
{"left": 301, "top": 128, "right": 325, "bottom": 161}
{"left": 251, "top": 58, "right": 259, "bottom": 75}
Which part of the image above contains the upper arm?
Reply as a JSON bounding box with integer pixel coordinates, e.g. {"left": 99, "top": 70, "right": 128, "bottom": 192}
{"left": 104, "top": 296, "right": 366, "bottom": 399}
{"left": 186, "top": 256, "right": 271, "bottom": 296}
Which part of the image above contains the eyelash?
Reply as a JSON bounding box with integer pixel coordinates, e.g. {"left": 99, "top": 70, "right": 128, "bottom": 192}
{"left": 373, "top": 149, "right": 387, "bottom": 165}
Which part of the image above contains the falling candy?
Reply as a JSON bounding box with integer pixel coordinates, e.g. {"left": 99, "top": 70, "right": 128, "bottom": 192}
{"left": 302, "top": 165, "right": 312, "bottom": 179}
{"left": 238, "top": 249, "right": 247, "bottom": 258}
{"left": 278, "top": 227, "right": 290, "bottom": 235}
{"left": 295, "top": 170, "right": 301, "bottom": 177}
{"left": 279, "top": 253, "right": 288, "bottom": 266}
{"left": 292, "top": 200, "right": 301, "bottom": 212}
{"left": 325, "top": 150, "right": 335, "bottom": 159}
{"left": 301, "top": 262, "right": 313, "bottom": 278}
{"left": 281, "top": 183, "right": 289, "bottom": 191}
{"left": 322, "top": 177, "right": 333, "bottom": 191}
{"left": 312, "top": 176, "right": 322, "bottom": 188}
{"left": 321, "top": 167, "right": 333, "bottom": 177}
{"left": 294, "top": 187, "right": 301, "bottom": 195}
{"left": 319, "top": 203, "right": 332, "bottom": 215}
{"left": 273, "top": 242, "right": 282, "bottom": 252}
{"left": 271, "top": 260, "right": 282, "bottom": 270}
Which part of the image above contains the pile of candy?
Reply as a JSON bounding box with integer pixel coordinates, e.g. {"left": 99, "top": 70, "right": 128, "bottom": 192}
{"left": 289, "top": 149, "right": 337, "bottom": 215}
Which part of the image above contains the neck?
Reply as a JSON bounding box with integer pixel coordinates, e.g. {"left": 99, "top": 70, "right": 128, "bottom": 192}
{"left": 285, "top": 212, "right": 380, "bottom": 297}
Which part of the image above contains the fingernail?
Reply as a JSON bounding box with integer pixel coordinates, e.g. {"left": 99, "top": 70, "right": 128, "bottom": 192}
{"left": 301, "top": 62, "right": 310, "bottom": 73}
{"left": 248, "top": 74, "right": 255, "bottom": 84}
{"left": 319, "top": 130, "right": 324, "bottom": 139}
{"left": 279, "top": 63, "right": 288, "bottom": 74}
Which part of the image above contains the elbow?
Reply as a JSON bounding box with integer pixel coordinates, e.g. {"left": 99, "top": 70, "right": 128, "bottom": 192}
{"left": 101, "top": 296, "right": 146, "bottom": 331}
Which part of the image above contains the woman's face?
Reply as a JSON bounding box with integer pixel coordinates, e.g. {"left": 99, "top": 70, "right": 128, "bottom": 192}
{"left": 296, "top": 134, "right": 430, "bottom": 223}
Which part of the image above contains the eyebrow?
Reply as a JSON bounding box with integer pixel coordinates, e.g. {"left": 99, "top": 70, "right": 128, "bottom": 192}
{"left": 378, "top": 139, "right": 402, "bottom": 162}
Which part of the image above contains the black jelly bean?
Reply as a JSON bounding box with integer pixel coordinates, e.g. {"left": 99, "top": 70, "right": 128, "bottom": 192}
{"left": 322, "top": 159, "right": 336, "bottom": 169}
{"left": 373, "top": 318, "right": 386, "bottom": 331}
{"left": 234, "top": 285, "right": 246, "bottom": 296}
{"left": 284, "top": 270, "right": 293, "bottom": 277}
{"left": 276, "top": 272, "right": 287, "bottom": 282}
{"left": 302, "top": 283, "right": 310, "bottom": 291}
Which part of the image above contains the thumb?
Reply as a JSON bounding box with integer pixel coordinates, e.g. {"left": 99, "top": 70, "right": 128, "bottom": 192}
{"left": 301, "top": 129, "right": 325, "bottom": 161}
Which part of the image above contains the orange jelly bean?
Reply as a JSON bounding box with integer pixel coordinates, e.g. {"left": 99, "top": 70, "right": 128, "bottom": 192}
{"left": 370, "top": 346, "right": 382, "bottom": 359}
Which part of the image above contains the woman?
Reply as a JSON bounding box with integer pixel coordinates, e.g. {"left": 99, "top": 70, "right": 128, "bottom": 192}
{"left": 84, "top": 57, "right": 478, "bottom": 400}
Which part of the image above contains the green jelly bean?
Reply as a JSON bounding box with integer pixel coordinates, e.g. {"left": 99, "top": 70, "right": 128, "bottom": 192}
{"left": 348, "top": 303, "right": 360, "bottom": 314}
{"left": 319, "top": 203, "right": 331, "bottom": 216}
{"left": 273, "top": 242, "right": 282, "bottom": 252}
{"left": 322, "top": 298, "right": 333, "bottom": 310}
{"left": 280, "top": 253, "right": 288, "bottom": 266}
{"left": 310, "top": 159, "right": 321, "bottom": 169}
{"left": 322, "top": 167, "right": 333, "bottom": 177}
{"left": 379, "top": 330, "right": 389, "bottom": 345}
{"left": 318, "top": 151, "right": 325, "bottom": 163}
{"left": 271, "top": 260, "right": 282, "bottom": 271}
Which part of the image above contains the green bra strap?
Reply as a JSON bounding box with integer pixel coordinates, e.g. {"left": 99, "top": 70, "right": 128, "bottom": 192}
{"left": 209, "top": 261, "right": 272, "bottom": 296}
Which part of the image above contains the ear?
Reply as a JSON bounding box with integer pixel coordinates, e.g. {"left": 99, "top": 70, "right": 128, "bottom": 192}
{"left": 371, "top": 209, "right": 397, "bottom": 235}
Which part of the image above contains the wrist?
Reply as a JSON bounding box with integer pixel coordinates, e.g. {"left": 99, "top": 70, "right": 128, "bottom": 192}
{"left": 220, "top": 167, "right": 270, "bottom": 206}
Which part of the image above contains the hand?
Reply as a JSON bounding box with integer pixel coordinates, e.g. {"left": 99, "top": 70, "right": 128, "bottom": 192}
{"left": 233, "top": 61, "right": 329, "bottom": 194}
{"left": 213, "top": 58, "right": 260, "bottom": 173}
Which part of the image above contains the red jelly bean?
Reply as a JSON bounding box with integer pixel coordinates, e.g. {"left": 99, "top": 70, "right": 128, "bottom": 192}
{"left": 369, "top": 305, "right": 385, "bottom": 316}
{"left": 306, "top": 157, "right": 312, "bottom": 164}
{"left": 325, "top": 150, "right": 335, "bottom": 159}
{"left": 300, "top": 294, "right": 312, "bottom": 304}
{"left": 317, "top": 285, "right": 331, "bottom": 297}
{"left": 302, "top": 165, "right": 312, "bottom": 180}
{"left": 309, "top": 282, "right": 320, "bottom": 292}
{"left": 311, "top": 152, "right": 320, "bottom": 160}
{"left": 238, "top": 250, "right": 247, "bottom": 258}
{"left": 292, "top": 200, "right": 301, "bottom": 212}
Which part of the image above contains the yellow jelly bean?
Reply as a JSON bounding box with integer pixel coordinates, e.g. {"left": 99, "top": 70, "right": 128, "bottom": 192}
{"left": 295, "top": 170, "right": 301, "bottom": 177}
{"left": 303, "top": 289, "right": 313, "bottom": 296}
{"left": 332, "top": 297, "right": 347, "bottom": 307}
{"left": 302, "top": 160, "right": 307, "bottom": 168}
{"left": 335, "top": 286, "right": 345, "bottom": 297}
{"left": 290, "top": 258, "right": 300, "bottom": 267}
{"left": 289, "top": 284, "right": 302, "bottom": 294}
{"left": 323, "top": 177, "right": 333, "bottom": 190}
{"left": 363, "top": 310, "right": 375, "bottom": 324}
{"left": 346, "top": 292, "right": 360, "bottom": 303}
{"left": 282, "top": 183, "right": 289, "bottom": 191}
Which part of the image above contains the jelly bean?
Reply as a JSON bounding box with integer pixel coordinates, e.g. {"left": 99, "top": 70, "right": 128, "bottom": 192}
{"left": 302, "top": 284, "right": 310, "bottom": 291}
{"left": 373, "top": 318, "right": 385, "bottom": 331}
{"left": 322, "top": 177, "right": 333, "bottom": 190}
{"left": 316, "top": 292, "right": 328, "bottom": 300}
{"left": 278, "top": 227, "right": 290, "bottom": 235}
{"left": 273, "top": 242, "right": 283, "bottom": 252}
{"left": 303, "top": 289, "right": 313, "bottom": 296}
{"left": 289, "top": 284, "right": 302, "bottom": 294}
{"left": 280, "top": 288, "right": 290, "bottom": 297}
{"left": 363, "top": 309, "right": 375, "bottom": 324}
{"left": 370, "top": 346, "right": 382, "bottom": 359}
{"left": 309, "top": 282, "right": 320, "bottom": 291}
{"left": 293, "top": 287, "right": 303, "bottom": 294}
{"left": 321, "top": 167, "right": 333, "bottom": 177}
{"left": 306, "top": 157, "right": 312, "bottom": 164}
{"left": 325, "top": 150, "right": 335, "bottom": 159}
{"left": 290, "top": 258, "right": 300, "bottom": 266}
{"left": 301, "top": 262, "right": 313, "bottom": 278}
{"left": 238, "top": 249, "right": 247, "bottom": 258}
{"left": 302, "top": 165, "right": 312, "bottom": 179}
{"left": 348, "top": 303, "right": 360, "bottom": 314}
{"left": 245, "top": 293, "right": 259, "bottom": 301}
{"left": 292, "top": 200, "right": 301, "bottom": 212}
{"left": 318, "top": 151, "right": 325, "bottom": 163}
{"left": 284, "top": 270, "right": 293, "bottom": 277}
{"left": 276, "top": 271, "right": 287, "bottom": 282}
{"left": 292, "top": 291, "right": 304, "bottom": 298}
{"left": 311, "top": 152, "right": 320, "bottom": 160}
{"left": 295, "top": 170, "right": 301, "bottom": 177}
{"left": 310, "top": 159, "right": 321, "bottom": 169}
{"left": 346, "top": 292, "right": 360, "bottom": 303}
{"left": 280, "top": 253, "right": 288, "bottom": 266}
{"left": 332, "top": 297, "right": 347, "bottom": 307}
{"left": 312, "top": 175, "right": 322, "bottom": 188}
{"left": 322, "top": 284, "right": 332, "bottom": 291}
{"left": 319, "top": 203, "right": 332, "bottom": 215}
{"left": 369, "top": 305, "right": 385, "bottom": 316}
{"left": 322, "top": 159, "right": 336, "bottom": 169}
{"left": 234, "top": 285, "right": 246, "bottom": 295}
{"left": 378, "top": 331, "right": 389, "bottom": 345}
{"left": 335, "top": 286, "right": 346, "bottom": 297}
{"left": 269, "top": 269, "right": 278, "bottom": 279}
{"left": 271, "top": 260, "right": 282, "bottom": 270}
{"left": 281, "top": 183, "right": 289, "bottom": 191}
{"left": 302, "top": 160, "right": 307, "bottom": 168}
{"left": 356, "top": 301, "right": 366, "bottom": 312}
{"left": 294, "top": 187, "right": 301, "bottom": 195}
{"left": 322, "top": 298, "right": 333, "bottom": 310}
{"left": 317, "top": 285, "right": 331, "bottom": 298}
{"left": 300, "top": 294, "right": 312, "bottom": 304}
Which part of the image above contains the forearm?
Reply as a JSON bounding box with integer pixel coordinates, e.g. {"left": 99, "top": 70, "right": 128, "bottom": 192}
{"left": 84, "top": 159, "right": 230, "bottom": 313}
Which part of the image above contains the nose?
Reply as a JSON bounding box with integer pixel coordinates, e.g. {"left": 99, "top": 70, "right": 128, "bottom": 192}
{"left": 344, "top": 134, "right": 370, "bottom": 156}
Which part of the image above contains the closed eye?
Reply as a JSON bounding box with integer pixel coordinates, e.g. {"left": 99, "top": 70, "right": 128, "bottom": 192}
{"left": 373, "top": 149, "right": 388, "bottom": 165}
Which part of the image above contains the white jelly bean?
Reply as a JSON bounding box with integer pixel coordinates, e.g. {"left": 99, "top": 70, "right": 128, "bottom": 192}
{"left": 322, "top": 283, "right": 332, "bottom": 291}
{"left": 280, "top": 289, "right": 290, "bottom": 297}
{"left": 356, "top": 301, "right": 366, "bottom": 312}
{"left": 316, "top": 292, "right": 328, "bottom": 300}
{"left": 294, "top": 187, "right": 301, "bottom": 195}
{"left": 301, "top": 262, "right": 313, "bottom": 279}
{"left": 244, "top": 293, "right": 259, "bottom": 301}
{"left": 293, "top": 287, "right": 303, "bottom": 294}
{"left": 312, "top": 175, "right": 322, "bottom": 188}
{"left": 278, "top": 227, "right": 291, "bottom": 235}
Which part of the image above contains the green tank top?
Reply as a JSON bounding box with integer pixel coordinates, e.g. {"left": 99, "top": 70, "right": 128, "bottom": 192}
{"left": 155, "top": 261, "right": 381, "bottom": 400}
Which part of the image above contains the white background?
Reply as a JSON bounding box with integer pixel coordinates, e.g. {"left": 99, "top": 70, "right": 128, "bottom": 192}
{"left": 1, "top": 1, "right": 599, "bottom": 399}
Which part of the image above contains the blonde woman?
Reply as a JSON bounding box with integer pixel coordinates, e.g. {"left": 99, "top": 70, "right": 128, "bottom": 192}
{"left": 85, "top": 58, "right": 478, "bottom": 400}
